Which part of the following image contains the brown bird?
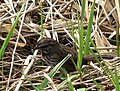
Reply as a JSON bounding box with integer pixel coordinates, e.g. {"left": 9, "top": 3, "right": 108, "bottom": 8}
{"left": 35, "top": 38, "right": 114, "bottom": 72}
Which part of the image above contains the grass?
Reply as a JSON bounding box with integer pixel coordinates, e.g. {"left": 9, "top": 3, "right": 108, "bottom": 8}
{"left": 76, "top": 0, "right": 85, "bottom": 72}
{"left": 0, "top": 0, "right": 119, "bottom": 91}
{"left": 37, "top": 54, "right": 71, "bottom": 90}
{"left": 0, "top": 0, "right": 27, "bottom": 59}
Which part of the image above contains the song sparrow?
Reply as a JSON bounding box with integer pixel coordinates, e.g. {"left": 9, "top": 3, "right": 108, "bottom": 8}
{"left": 35, "top": 38, "right": 114, "bottom": 72}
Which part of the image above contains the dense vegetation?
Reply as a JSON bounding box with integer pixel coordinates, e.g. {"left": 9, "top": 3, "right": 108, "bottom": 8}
{"left": 0, "top": 0, "right": 120, "bottom": 91}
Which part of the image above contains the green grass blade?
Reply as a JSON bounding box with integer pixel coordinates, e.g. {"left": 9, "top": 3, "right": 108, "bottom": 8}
{"left": 38, "top": 54, "right": 71, "bottom": 90}
{"left": 77, "top": 23, "right": 84, "bottom": 70}
{"left": 76, "top": 0, "right": 86, "bottom": 70}
{"left": 0, "top": 0, "right": 27, "bottom": 59}
{"left": 84, "top": 0, "right": 95, "bottom": 55}
{"left": 67, "top": 74, "right": 75, "bottom": 91}
{"left": 81, "top": 0, "right": 86, "bottom": 21}
{"left": 113, "top": 65, "right": 120, "bottom": 90}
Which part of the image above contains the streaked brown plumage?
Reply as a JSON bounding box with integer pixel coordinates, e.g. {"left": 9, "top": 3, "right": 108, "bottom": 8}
{"left": 35, "top": 38, "right": 114, "bottom": 72}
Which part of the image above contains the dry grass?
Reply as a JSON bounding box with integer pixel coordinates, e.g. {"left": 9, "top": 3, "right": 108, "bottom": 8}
{"left": 0, "top": 0, "right": 120, "bottom": 91}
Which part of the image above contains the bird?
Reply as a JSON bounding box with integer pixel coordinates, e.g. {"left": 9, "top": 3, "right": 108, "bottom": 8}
{"left": 35, "top": 38, "right": 114, "bottom": 72}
